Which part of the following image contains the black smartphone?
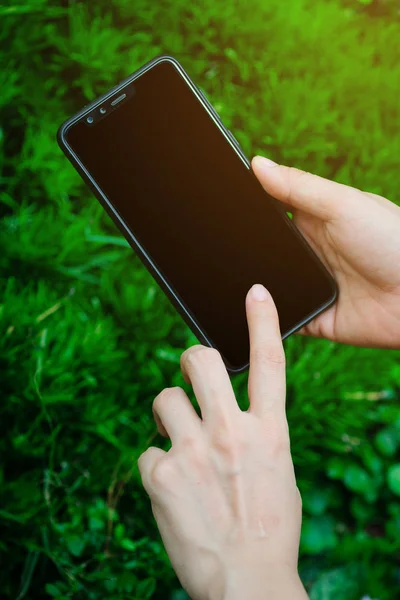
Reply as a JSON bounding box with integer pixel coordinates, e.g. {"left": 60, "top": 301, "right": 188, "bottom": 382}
{"left": 57, "top": 55, "right": 337, "bottom": 375}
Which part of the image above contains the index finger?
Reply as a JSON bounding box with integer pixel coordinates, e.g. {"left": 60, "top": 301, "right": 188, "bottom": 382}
{"left": 245, "top": 284, "right": 286, "bottom": 419}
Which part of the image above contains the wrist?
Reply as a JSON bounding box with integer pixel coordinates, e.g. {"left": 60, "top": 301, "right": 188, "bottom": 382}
{"left": 215, "top": 565, "right": 308, "bottom": 600}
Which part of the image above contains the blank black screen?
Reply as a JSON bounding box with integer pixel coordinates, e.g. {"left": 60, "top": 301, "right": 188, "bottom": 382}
{"left": 66, "top": 59, "right": 335, "bottom": 371}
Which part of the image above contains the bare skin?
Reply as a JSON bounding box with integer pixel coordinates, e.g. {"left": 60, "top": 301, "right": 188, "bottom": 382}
{"left": 138, "top": 160, "right": 400, "bottom": 599}
{"left": 252, "top": 156, "right": 400, "bottom": 349}
{"left": 138, "top": 285, "right": 308, "bottom": 600}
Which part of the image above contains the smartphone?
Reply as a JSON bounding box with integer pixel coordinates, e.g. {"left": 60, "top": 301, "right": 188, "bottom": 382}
{"left": 57, "top": 55, "right": 337, "bottom": 375}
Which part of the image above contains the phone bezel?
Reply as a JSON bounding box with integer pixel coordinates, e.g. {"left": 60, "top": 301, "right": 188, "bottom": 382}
{"left": 57, "top": 54, "right": 338, "bottom": 376}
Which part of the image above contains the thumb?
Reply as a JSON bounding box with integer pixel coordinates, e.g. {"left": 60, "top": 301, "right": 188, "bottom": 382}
{"left": 251, "top": 155, "right": 358, "bottom": 221}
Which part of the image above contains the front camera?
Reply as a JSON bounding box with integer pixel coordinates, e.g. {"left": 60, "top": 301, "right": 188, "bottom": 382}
{"left": 100, "top": 107, "right": 107, "bottom": 115}
{"left": 86, "top": 116, "right": 94, "bottom": 124}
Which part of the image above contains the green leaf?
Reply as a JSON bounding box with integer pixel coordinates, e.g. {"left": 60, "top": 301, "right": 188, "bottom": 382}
{"left": 387, "top": 464, "right": 400, "bottom": 496}
{"left": 360, "top": 444, "right": 383, "bottom": 474}
{"left": 154, "top": 346, "right": 182, "bottom": 363}
{"left": 89, "top": 516, "right": 104, "bottom": 531}
{"left": 301, "top": 516, "right": 337, "bottom": 554}
{"left": 326, "top": 456, "right": 345, "bottom": 480}
{"left": 0, "top": 6, "right": 66, "bottom": 16}
{"left": 224, "top": 47, "right": 238, "bottom": 61}
{"left": 350, "top": 497, "right": 374, "bottom": 521}
{"left": 65, "top": 535, "right": 85, "bottom": 557}
{"left": 136, "top": 578, "right": 156, "bottom": 598}
{"left": 16, "top": 551, "right": 39, "bottom": 600}
{"left": 302, "top": 488, "right": 330, "bottom": 516}
{"left": 170, "top": 591, "right": 191, "bottom": 600}
{"left": 85, "top": 233, "right": 129, "bottom": 247}
{"left": 120, "top": 538, "right": 137, "bottom": 551}
{"left": 104, "top": 578, "right": 117, "bottom": 593}
{"left": 118, "top": 571, "right": 138, "bottom": 593}
{"left": 343, "top": 464, "right": 373, "bottom": 494}
{"left": 309, "top": 566, "right": 359, "bottom": 600}
{"left": 45, "top": 584, "right": 62, "bottom": 597}
{"left": 114, "top": 523, "right": 125, "bottom": 540}
{"left": 375, "top": 427, "right": 399, "bottom": 457}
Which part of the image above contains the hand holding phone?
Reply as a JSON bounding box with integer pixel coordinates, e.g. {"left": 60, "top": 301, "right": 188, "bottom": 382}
{"left": 252, "top": 156, "right": 400, "bottom": 350}
{"left": 58, "top": 55, "right": 337, "bottom": 373}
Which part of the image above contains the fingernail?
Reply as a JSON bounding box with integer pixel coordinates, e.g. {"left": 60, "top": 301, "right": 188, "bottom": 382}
{"left": 251, "top": 284, "right": 269, "bottom": 301}
{"left": 253, "top": 155, "right": 278, "bottom": 169}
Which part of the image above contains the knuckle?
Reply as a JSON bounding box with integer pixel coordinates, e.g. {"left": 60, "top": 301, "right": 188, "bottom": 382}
{"left": 213, "top": 433, "right": 234, "bottom": 453}
{"left": 153, "top": 386, "right": 182, "bottom": 409}
{"left": 263, "top": 416, "right": 291, "bottom": 454}
{"left": 180, "top": 345, "right": 201, "bottom": 366}
{"left": 252, "top": 345, "right": 285, "bottom": 367}
{"left": 187, "top": 448, "right": 209, "bottom": 474}
{"left": 180, "top": 435, "right": 200, "bottom": 452}
{"left": 212, "top": 428, "right": 247, "bottom": 465}
{"left": 137, "top": 448, "right": 150, "bottom": 472}
{"left": 270, "top": 430, "right": 291, "bottom": 457}
{"left": 186, "top": 346, "right": 221, "bottom": 368}
{"left": 286, "top": 166, "right": 306, "bottom": 204}
{"left": 151, "top": 457, "right": 176, "bottom": 489}
{"left": 275, "top": 435, "right": 291, "bottom": 455}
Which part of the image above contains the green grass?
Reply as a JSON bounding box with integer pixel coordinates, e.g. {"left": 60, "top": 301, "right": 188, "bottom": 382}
{"left": 1, "top": 0, "right": 400, "bottom": 598}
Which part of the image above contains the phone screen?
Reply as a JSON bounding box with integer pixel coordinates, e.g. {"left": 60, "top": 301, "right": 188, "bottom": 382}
{"left": 65, "top": 59, "right": 335, "bottom": 371}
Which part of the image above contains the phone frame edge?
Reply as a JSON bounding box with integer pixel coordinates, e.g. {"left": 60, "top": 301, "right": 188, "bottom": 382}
{"left": 56, "top": 54, "right": 338, "bottom": 377}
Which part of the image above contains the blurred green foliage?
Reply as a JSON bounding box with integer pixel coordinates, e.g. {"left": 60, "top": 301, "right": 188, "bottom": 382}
{"left": 1, "top": 0, "right": 400, "bottom": 598}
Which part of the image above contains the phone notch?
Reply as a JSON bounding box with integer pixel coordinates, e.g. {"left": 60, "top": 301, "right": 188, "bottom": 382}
{"left": 111, "top": 93, "right": 127, "bottom": 107}
{"left": 84, "top": 84, "right": 135, "bottom": 126}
